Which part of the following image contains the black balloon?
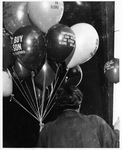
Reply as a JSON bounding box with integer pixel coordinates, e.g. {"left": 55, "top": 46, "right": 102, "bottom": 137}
{"left": 36, "top": 87, "right": 42, "bottom": 100}
{"left": 63, "top": 65, "right": 83, "bottom": 87}
{"left": 3, "top": 29, "right": 13, "bottom": 69}
{"left": 12, "top": 25, "right": 46, "bottom": 71}
{"left": 104, "top": 58, "right": 119, "bottom": 84}
{"left": 35, "top": 57, "right": 58, "bottom": 89}
{"left": 13, "top": 60, "right": 30, "bottom": 80}
{"left": 46, "top": 23, "right": 76, "bottom": 63}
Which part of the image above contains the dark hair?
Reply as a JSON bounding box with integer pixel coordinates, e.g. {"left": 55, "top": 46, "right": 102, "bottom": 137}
{"left": 55, "top": 86, "right": 83, "bottom": 110}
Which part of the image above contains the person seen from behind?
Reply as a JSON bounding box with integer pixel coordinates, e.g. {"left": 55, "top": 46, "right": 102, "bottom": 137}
{"left": 37, "top": 86, "right": 119, "bottom": 148}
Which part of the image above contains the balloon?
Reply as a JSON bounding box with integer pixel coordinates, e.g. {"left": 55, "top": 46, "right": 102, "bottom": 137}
{"left": 13, "top": 60, "right": 31, "bottom": 80}
{"left": 46, "top": 24, "right": 76, "bottom": 63}
{"left": 3, "top": 29, "right": 13, "bottom": 69}
{"left": 27, "top": 1, "right": 64, "bottom": 33}
{"left": 3, "top": 2, "right": 31, "bottom": 35}
{"left": 3, "top": 70, "right": 13, "bottom": 97}
{"left": 67, "top": 23, "right": 99, "bottom": 68}
{"left": 12, "top": 25, "right": 46, "bottom": 71}
{"left": 36, "top": 87, "right": 42, "bottom": 100}
{"left": 104, "top": 58, "right": 119, "bottom": 84}
{"left": 35, "top": 57, "right": 58, "bottom": 89}
{"left": 63, "top": 65, "right": 83, "bottom": 87}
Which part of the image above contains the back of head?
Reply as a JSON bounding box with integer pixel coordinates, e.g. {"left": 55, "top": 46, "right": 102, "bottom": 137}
{"left": 55, "top": 86, "right": 83, "bottom": 110}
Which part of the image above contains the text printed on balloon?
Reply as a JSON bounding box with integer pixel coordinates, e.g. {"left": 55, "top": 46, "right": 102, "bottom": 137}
{"left": 90, "top": 38, "right": 99, "bottom": 57}
{"left": 104, "top": 60, "right": 115, "bottom": 73}
{"left": 13, "top": 35, "right": 25, "bottom": 55}
{"left": 58, "top": 31, "right": 75, "bottom": 47}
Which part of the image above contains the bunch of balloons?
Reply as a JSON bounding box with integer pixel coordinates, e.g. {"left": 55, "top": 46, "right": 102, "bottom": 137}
{"left": 3, "top": 1, "right": 65, "bottom": 97}
{"left": 3, "top": 2, "right": 100, "bottom": 126}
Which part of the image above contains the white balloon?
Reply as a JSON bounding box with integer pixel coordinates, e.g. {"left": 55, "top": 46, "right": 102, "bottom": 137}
{"left": 27, "top": 1, "right": 64, "bottom": 33}
{"left": 3, "top": 70, "right": 13, "bottom": 97}
{"left": 67, "top": 23, "right": 99, "bottom": 68}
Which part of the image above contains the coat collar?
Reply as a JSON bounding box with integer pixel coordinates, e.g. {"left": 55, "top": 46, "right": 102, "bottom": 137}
{"left": 58, "top": 109, "right": 81, "bottom": 119}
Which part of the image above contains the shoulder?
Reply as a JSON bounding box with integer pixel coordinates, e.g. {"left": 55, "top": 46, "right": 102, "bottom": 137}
{"left": 82, "top": 114, "right": 101, "bottom": 121}
{"left": 85, "top": 114, "right": 107, "bottom": 126}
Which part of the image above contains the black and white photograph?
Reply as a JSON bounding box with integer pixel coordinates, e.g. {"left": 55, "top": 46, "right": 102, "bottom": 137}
{"left": 2, "top": 0, "right": 121, "bottom": 148}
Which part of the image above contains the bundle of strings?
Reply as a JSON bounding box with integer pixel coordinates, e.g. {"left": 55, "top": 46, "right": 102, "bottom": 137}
{"left": 55, "top": 86, "right": 83, "bottom": 109}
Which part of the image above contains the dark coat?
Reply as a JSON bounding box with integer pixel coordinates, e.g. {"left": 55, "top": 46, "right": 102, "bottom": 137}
{"left": 37, "top": 110, "right": 118, "bottom": 148}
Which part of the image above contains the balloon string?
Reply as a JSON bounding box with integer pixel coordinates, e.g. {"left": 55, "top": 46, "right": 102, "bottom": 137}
{"left": 52, "top": 77, "right": 59, "bottom": 95}
{"left": 31, "top": 71, "right": 40, "bottom": 119}
{"left": 12, "top": 78, "right": 38, "bottom": 118}
{"left": 25, "top": 81, "right": 38, "bottom": 112}
{"left": 50, "top": 68, "right": 68, "bottom": 102}
{"left": 48, "top": 83, "right": 54, "bottom": 100}
{"left": 43, "top": 68, "right": 69, "bottom": 120}
{"left": 43, "top": 77, "right": 59, "bottom": 117}
{"left": 52, "top": 64, "right": 68, "bottom": 97}
{"left": 48, "top": 65, "right": 60, "bottom": 99}
{"left": 11, "top": 71, "right": 34, "bottom": 110}
{"left": 12, "top": 96, "right": 39, "bottom": 122}
{"left": 12, "top": 67, "right": 31, "bottom": 101}
{"left": 43, "top": 65, "right": 60, "bottom": 116}
{"left": 25, "top": 81, "right": 39, "bottom": 118}
{"left": 54, "top": 65, "right": 60, "bottom": 83}
{"left": 46, "top": 86, "right": 50, "bottom": 99}
{"left": 11, "top": 68, "right": 38, "bottom": 117}
{"left": 40, "top": 70, "right": 46, "bottom": 120}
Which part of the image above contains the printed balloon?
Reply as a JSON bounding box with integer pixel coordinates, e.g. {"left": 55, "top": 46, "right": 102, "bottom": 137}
{"left": 27, "top": 1, "right": 64, "bottom": 33}
{"left": 12, "top": 25, "right": 46, "bottom": 71}
{"left": 104, "top": 58, "right": 119, "bottom": 84}
{"left": 3, "top": 2, "right": 30, "bottom": 35}
{"left": 46, "top": 24, "right": 76, "bottom": 63}
{"left": 67, "top": 23, "right": 99, "bottom": 68}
